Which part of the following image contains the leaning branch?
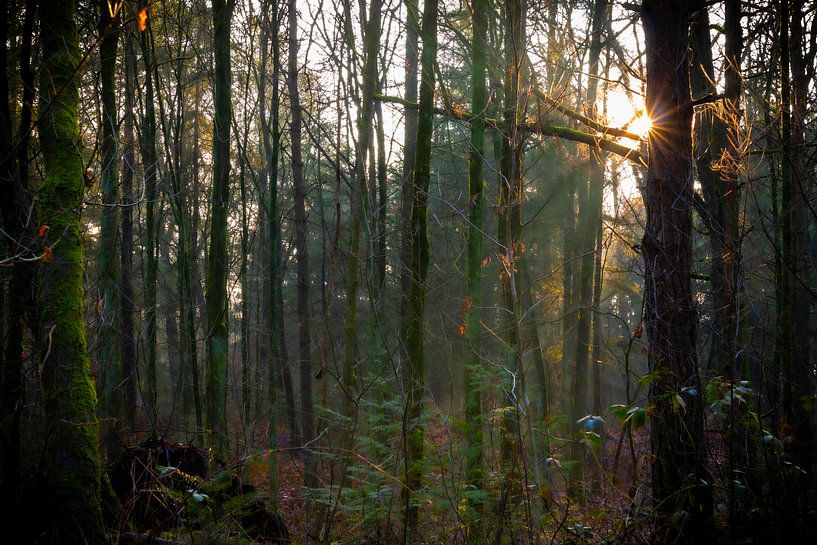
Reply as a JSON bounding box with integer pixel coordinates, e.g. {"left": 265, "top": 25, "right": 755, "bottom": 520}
{"left": 374, "top": 93, "right": 647, "bottom": 167}
{"left": 530, "top": 88, "right": 644, "bottom": 141}
{"left": 525, "top": 123, "right": 647, "bottom": 167}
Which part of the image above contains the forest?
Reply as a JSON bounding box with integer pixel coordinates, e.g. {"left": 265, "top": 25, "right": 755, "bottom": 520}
{"left": 0, "top": 0, "right": 816, "bottom": 543}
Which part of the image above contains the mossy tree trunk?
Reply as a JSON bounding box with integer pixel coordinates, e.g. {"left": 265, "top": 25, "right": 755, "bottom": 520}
{"left": 206, "top": 0, "right": 234, "bottom": 461}
{"left": 37, "top": 1, "right": 107, "bottom": 541}
{"left": 401, "top": 0, "right": 437, "bottom": 540}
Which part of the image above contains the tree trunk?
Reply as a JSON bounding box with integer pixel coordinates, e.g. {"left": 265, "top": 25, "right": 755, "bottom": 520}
{"left": 401, "top": 0, "right": 437, "bottom": 540}
{"left": 98, "top": 0, "right": 122, "bottom": 460}
{"left": 779, "top": 0, "right": 813, "bottom": 503}
{"left": 138, "top": 0, "right": 160, "bottom": 427}
{"left": 690, "top": 3, "right": 742, "bottom": 378}
{"left": 261, "top": 0, "right": 282, "bottom": 510}
{"left": 494, "top": 3, "right": 528, "bottom": 541}
{"left": 206, "top": 0, "right": 234, "bottom": 460}
{"left": 287, "top": 0, "right": 317, "bottom": 488}
{"left": 640, "top": 1, "right": 714, "bottom": 541}
{"left": 38, "top": 1, "right": 107, "bottom": 540}
{"left": 121, "top": 25, "right": 138, "bottom": 434}
{"left": 0, "top": 0, "right": 35, "bottom": 535}
{"left": 568, "top": 0, "right": 607, "bottom": 501}
{"left": 399, "top": 0, "right": 419, "bottom": 353}
{"left": 463, "top": 0, "right": 488, "bottom": 540}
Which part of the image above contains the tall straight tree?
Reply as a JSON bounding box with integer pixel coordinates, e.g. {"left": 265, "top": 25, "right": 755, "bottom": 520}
{"left": 97, "top": 0, "right": 122, "bottom": 459}
{"left": 463, "top": 0, "right": 488, "bottom": 538}
{"left": 568, "top": 0, "right": 607, "bottom": 500}
{"left": 690, "top": 0, "right": 742, "bottom": 377}
{"left": 779, "top": 0, "right": 813, "bottom": 487}
{"left": 37, "top": 0, "right": 107, "bottom": 541}
{"left": 495, "top": 1, "right": 526, "bottom": 539}
{"left": 206, "top": 0, "right": 234, "bottom": 460}
{"left": 399, "top": 0, "right": 419, "bottom": 347}
{"left": 287, "top": 0, "right": 317, "bottom": 488}
{"left": 401, "top": 0, "right": 437, "bottom": 540}
{"left": 640, "top": 0, "right": 713, "bottom": 542}
{"left": 262, "top": 0, "right": 283, "bottom": 509}
{"left": 0, "top": 0, "right": 35, "bottom": 531}
{"left": 138, "top": 0, "right": 160, "bottom": 425}
{"left": 341, "top": 0, "right": 380, "bottom": 434}
{"left": 120, "top": 23, "right": 138, "bottom": 431}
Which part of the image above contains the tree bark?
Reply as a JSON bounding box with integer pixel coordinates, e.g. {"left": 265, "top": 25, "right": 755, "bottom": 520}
{"left": 569, "top": 0, "right": 607, "bottom": 501}
{"left": 287, "top": 0, "right": 317, "bottom": 488}
{"left": 38, "top": 1, "right": 107, "bottom": 540}
{"left": 399, "top": 0, "right": 419, "bottom": 353}
{"left": 261, "top": 0, "right": 282, "bottom": 510}
{"left": 121, "top": 25, "right": 138, "bottom": 433}
{"left": 401, "top": 0, "right": 437, "bottom": 540}
{"left": 138, "top": 0, "right": 160, "bottom": 427}
{"left": 0, "top": 1, "right": 35, "bottom": 535}
{"left": 640, "top": 1, "right": 714, "bottom": 541}
{"left": 205, "top": 0, "right": 234, "bottom": 460}
{"left": 97, "top": 0, "right": 122, "bottom": 460}
{"left": 462, "top": 0, "right": 488, "bottom": 539}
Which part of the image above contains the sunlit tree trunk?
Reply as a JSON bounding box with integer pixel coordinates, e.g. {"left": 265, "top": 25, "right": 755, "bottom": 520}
{"left": 341, "top": 0, "right": 381, "bottom": 448}
{"left": 560, "top": 175, "right": 578, "bottom": 408}
{"left": 690, "top": 3, "right": 742, "bottom": 378}
{"left": 399, "top": 0, "right": 419, "bottom": 351}
{"left": 38, "top": 1, "right": 107, "bottom": 540}
{"left": 568, "top": 0, "right": 607, "bottom": 501}
{"left": 205, "top": 0, "right": 234, "bottom": 460}
{"left": 640, "top": 1, "right": 714, "bottom": 541}
{"left": 690, "top": 0, "right": 755, "bottom": 521}
{"left": 401, "top": 0, "right": 437, "bottom": 540}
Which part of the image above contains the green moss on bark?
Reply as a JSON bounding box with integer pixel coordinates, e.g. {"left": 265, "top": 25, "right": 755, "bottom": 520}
{"left": 37, "top": 2, "right": 107, "bottom": 543}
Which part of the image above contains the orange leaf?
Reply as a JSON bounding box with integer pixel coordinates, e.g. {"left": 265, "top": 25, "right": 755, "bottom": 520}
{"left": 36, "top": 225, "right": 49, "bottom": 239}
{"left": 138, "top": 7, "right": 148, "bottom": 31}
{"left": 42, "top": 246, "right": 54, "bottom": 263}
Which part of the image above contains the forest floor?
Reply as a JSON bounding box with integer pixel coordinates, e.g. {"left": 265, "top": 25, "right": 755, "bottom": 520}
{"left": 109, "top": 416, "right": 809, "bottom": 544}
